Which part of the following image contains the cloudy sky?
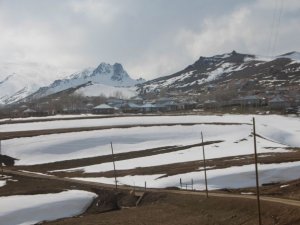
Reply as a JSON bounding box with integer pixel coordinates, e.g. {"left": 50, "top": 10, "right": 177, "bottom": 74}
{"left": 0, "top": 0, "right": 299, "bottom": 81}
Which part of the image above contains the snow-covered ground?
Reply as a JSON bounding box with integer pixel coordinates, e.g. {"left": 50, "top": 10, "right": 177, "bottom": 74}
{"left": 0, "top": 180, "right": 6, "bottom": 188}
{"left": 73, "top": 161, "right": 300, "bottom": 190}
{"left": 0, "top": 114, "right": 96, "bottom": 122}
{"left": 76, "top": 83, "right": 137, "bottom": 98}
{"left": 0, "top": 175, "right": 15, "bottom": 187}
{"left": 0, "top": 115, "right": 300, "bottom": 147}
{"left": 1, "top": 115, "right": 299, "bottom": 147}
{"left": 1, "top": 114, "right": 299, "bottom": 190}
{"left": 0, "top": 190, "right": 97, "bottom": 225}
{"left": 3, "top": 122, "right": 288, "bottom": 165}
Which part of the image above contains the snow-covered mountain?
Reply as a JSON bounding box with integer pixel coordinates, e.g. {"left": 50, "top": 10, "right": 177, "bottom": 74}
{"left": 28, "top": 62, "right": 144, "bottom": 100}
{"left": 138, "top": 51, "right": 300, "bottom": 95}
{"left": 0, "top": 62, "right": 68, "bottom": 105}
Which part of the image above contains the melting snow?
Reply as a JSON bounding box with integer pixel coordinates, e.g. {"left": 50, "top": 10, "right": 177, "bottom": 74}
{"left": 0, "top": 190, "right": 97, "bottom": 225}
{"left": 73, "top": 161, "right": 300, "bottom": 190}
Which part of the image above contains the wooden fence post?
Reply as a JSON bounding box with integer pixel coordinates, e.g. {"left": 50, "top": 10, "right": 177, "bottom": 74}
{"left": 201, "top": 132, "right": 209, "bottom": 198}
{"left": 110, "top": 142, "right": 118, "bottom": 190}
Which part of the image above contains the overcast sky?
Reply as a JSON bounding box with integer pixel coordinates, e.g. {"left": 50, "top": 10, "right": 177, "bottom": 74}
{"left": 0, "top": 0, "right": 299, "bottom": 80}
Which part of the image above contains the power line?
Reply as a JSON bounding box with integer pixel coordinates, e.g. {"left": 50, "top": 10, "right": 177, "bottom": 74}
{"left": 268, "top": 0, "right": 284, "bottom": 57}
{"left": 271, "top": 0, "right": 284, "bottom": 56}
{"left": 266, "top": 0, "right": 279, "bottom": 56}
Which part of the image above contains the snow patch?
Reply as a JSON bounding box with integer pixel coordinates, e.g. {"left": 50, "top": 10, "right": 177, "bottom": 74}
{"left": 0, "top": 190, "right": 97, "bottom": 225}
{"left": 75, "top": 83, "right": 137, "bottom": 98}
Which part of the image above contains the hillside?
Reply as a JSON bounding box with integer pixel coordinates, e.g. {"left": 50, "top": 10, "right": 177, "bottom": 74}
{"left": 138, "top": 51, "right": 300, "bottom": 97}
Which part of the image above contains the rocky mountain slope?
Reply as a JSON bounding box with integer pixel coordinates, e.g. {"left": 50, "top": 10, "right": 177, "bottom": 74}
{"left": 2, "top": 51, "right": 299, "bottom": 105}
{"left": 138, "top": 51, "right": 300, "bottom": 96}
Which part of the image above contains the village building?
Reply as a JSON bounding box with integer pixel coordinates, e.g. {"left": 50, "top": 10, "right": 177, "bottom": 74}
{"left": 22, "top": 108, "right": 38, "bottom": 117}
{"left": 128, "top": 96, "right": 144, "bottom": 105}
{"left": 268, "top": 95, "right": 290, "bottom": 109}
{"left": 203, "top": 100, "right": 218, "bottom": 109}
{"left": 92, "top": 104, "right": 115, "bottom": 114}
{"left": 232, "top": 95, "right": 263, "bottom": 107}
{"left": 140, "top": 103, "right": 159, "bottom": 113}
{"left": 120, "top": 103, "right": 141, "bottom": 113}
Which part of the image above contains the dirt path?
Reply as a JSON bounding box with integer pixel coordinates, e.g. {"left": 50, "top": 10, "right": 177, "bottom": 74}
{"left": 3, "top": 168, "right": 300, "bottom": 208}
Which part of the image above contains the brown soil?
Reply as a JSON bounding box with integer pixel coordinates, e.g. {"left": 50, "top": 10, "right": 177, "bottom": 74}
{"left": 1, "top": 170, "right": 300, "bottom": 225}
{"left": 44, "top": 192, "right": 300, "bottom": 225}
{"left": 219, "top": 178, "right": 300, "bottom": 201}
{"left": 13, "top": 140, "right": 222, "bottom": 172}
{"left": 9, "top": 144, "right": 300, "bottom": 202}
{"left": 47, "top": 151, "right": 300, "bottom": 179}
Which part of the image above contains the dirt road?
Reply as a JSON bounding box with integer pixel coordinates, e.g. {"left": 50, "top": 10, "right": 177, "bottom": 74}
{"left": 3, "top": 168, "right": 300, "bottom": 208}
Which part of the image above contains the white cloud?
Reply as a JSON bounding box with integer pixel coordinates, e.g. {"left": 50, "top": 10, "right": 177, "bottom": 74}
{"left": 69, "top": 0, "right": 121, "bottom": 24}
{"left": 256, "top": 0, "right": 300, "bottom": 12}
{"left": 126, "top": 53, "right": 186, "bottom": 79}
{"left": 0, "top": 0, "right": 299, "bottom": 81}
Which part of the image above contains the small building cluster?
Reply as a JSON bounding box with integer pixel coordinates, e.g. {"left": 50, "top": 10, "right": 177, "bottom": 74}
{"left": 92, "top": 97, "right": 198, "bottom": 114}
{"left": 1, "top": 86, "right": 299, "bottom": 118}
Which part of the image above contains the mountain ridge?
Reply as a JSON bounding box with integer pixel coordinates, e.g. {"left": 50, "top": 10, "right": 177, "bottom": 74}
{"left": 138, "top": 51, "right": 300, "bottom": 97}
{"left": 1, "top": 51, "right": 299, "bottom": 105}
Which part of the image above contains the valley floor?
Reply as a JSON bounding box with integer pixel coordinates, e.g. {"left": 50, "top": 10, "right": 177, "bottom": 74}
{"left": 0, "top": 113, "right": 300, "bottom": 224}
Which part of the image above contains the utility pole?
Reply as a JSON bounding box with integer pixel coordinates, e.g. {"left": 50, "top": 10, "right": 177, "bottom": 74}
{"left": 0, "top": 140, "right": 3, "bottom": 177}
{"left": 201, "top": 132, "right": 209, "bottom": 198}
{"left": 253, "top": 118, "right": 262, "bottom": 225}
{"left": 110, "top": 142, "right": 118, "bottom": 189}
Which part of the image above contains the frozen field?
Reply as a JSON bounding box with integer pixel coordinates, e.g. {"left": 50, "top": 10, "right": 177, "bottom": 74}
{"left": 1, "top": 114, "right": 300, "bottom": 190}
{"left": 0, "top": 190, "right": 97, "bottom": 225}
{"left": 74, "top": 161, "right": 300, "bottom": 190}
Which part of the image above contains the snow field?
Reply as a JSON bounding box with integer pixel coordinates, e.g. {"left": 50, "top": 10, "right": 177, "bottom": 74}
{"left": 3, "top": 122, "right": 288, "bottom": 166}
{"left": 76, "top": 83, "right": 137, "bottom": 98}
{"left": 73, "top": 161, "right": 300, "bottom": 190}
{"left": 1, "top": 114, "right": 299, "bottom": 148}
{"left": 1, "top": 114, "right": 299, "bottom": 191}
{"left": 0, "top": 190, "right": 97, "bottom": 225}
{"left": 0, "top": 180, "right": 6, "bottom": 188}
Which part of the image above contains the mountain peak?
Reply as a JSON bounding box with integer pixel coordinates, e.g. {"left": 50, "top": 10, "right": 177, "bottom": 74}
{"left": 231, "top": 50, "right": 237, "bottom": 55}
{"left": 92, "top": 62, "right": 112, "bottom": 75}
{"left": 27, "top": 62, "right": 139, "bottom": 100}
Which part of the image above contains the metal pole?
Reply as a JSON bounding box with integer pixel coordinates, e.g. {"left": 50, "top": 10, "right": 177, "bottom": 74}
{"left": 201, "top": 132, "right": 209, "bottom": 198}
{"left": 0, "top": 140, "right": 3, "bottom": 177}
{"left": 110, "top": 142, "right": 118, "bottom": 189}
{"left": 253, "top": 118, "right": 262, "bottom": 225}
